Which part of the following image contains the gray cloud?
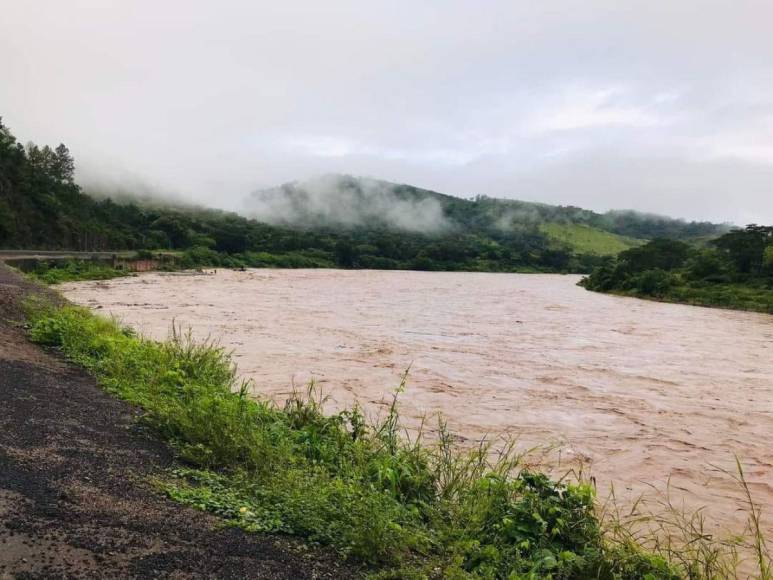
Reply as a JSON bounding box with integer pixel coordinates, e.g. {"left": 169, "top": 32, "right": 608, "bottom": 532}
{"left": 1, "top": 0, "right": 772, "bottom": 224}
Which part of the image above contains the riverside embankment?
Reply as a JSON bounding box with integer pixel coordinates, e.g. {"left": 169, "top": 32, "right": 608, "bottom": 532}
{"left": 0, "top": 264, "right": 353, "bottom": 578}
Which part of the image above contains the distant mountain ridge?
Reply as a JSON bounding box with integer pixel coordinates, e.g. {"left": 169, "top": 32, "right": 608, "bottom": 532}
{"left": 247, "top": 174, "right": 728, "bottom": 246}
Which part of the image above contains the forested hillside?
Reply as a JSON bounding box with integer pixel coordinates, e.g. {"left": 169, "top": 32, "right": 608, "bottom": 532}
{"left": 0, "top": 119, "right": 727, "bottom": 273}
{"left": 581, "top": 226, "right": 773, "bottom": 312}
{"left": 248, "top": 174, "right": 725, "bottom": 243}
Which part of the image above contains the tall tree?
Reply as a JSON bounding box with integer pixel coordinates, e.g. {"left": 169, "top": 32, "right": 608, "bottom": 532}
{"left": 54, "top": 143, "right": 75, "bottom": 183}
{"left": 713, "top": 224, "right": 773, "bottom": 274}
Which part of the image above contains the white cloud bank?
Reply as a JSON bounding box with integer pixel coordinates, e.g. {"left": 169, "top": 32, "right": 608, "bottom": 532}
{"left": 1, "top": 0, "right": 772, "bottom": 223}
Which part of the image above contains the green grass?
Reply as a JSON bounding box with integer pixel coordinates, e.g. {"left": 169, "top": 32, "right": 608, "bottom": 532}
{"left": 541, "top": 223, "right": 643, "bottom": 256}
{"left": 23, "top": 251, "right": 338, "bottom": 286}
{"left": 585, "top": 284, "right": 773, "bottom": 314}
{"left": 24, "top": 301, "right": 771, "bottom": 578}
{"left": 661, "top": 281, "right": 773, "bottom": 313}
{"left": 582, "top": 269, "right": 773, "bottom": 314}
{"left": 27, "top": 260, "right": 130, "bottom": 284}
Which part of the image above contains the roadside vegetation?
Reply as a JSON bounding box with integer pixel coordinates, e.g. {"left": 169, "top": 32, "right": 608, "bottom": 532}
{"left": 25, "top": 300, "right": 771, "bottom": 578}
{"left": 581, "top": 225, "right": 773, "bottom": 313}
{"left": 26, "top": 259, "right": 130, "bottom": 284}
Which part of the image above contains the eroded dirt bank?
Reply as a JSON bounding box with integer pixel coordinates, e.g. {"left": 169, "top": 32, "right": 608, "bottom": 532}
{"left": 62, "top": 268, "right": 773, "bottom": 542}
{"left": 0, "top": 264, "right": 354, "bottom": 578}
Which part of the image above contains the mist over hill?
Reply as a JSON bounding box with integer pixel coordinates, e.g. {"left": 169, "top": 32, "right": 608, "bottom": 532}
{"left": 246, "top": 174, "right": 728, "bottom": 241}
{"left": 0, "top": 119, "right": 730, "bottom": 273}
{"left": 247, "top": 174, "right": 452, "bottom": 233}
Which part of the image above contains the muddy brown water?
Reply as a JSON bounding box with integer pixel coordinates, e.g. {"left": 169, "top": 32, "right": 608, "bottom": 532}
{"left": 61, "top": 269, "right": 773, "bottom": 541}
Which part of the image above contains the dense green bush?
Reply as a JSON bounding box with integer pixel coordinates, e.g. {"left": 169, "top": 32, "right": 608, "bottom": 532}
{"left": 581, "top": 229, "right": 773, "bottom": 313}
{"left": 27, "top": 260, "right": 129, "bottom": 284}
{"left": 626, "top": 269, "right": 676, "bottom": 297}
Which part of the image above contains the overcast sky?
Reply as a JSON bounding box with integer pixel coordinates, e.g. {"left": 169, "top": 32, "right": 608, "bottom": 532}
{"left": 2, "top": 1, "right": 772, "bottom": 224}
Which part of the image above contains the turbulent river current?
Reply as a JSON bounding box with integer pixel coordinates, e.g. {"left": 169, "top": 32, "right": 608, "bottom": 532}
{"left": 61, "top": 269, "right": 773, "bottom": 540}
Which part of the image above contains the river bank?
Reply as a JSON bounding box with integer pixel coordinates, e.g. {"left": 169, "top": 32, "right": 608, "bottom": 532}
{"left": 0, "top": 264, "right": 354, "bottom": 578}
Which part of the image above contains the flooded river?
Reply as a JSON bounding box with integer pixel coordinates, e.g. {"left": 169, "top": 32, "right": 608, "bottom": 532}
{"left": 61, "top": 269, "right": 773, "bottom": 539}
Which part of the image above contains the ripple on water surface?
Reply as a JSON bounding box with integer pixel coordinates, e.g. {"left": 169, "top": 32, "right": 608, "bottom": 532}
{"left": 61, "top": 269, "right": 773, "bottom": 540}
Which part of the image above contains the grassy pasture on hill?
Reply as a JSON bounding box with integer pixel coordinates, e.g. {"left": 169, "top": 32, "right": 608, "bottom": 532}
{"left": 540, "top": 223, "right": 642, "bottom": 256}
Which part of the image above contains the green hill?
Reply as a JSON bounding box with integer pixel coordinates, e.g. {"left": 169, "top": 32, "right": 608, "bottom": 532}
{"left": 539, "top": 223, "right": 643, "bottom": 256}
{"left": 0, "top": 119, "right": 728, "bottom": 273}
{"left": 247, "top": 174, "right": 726, "bottom": 244}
